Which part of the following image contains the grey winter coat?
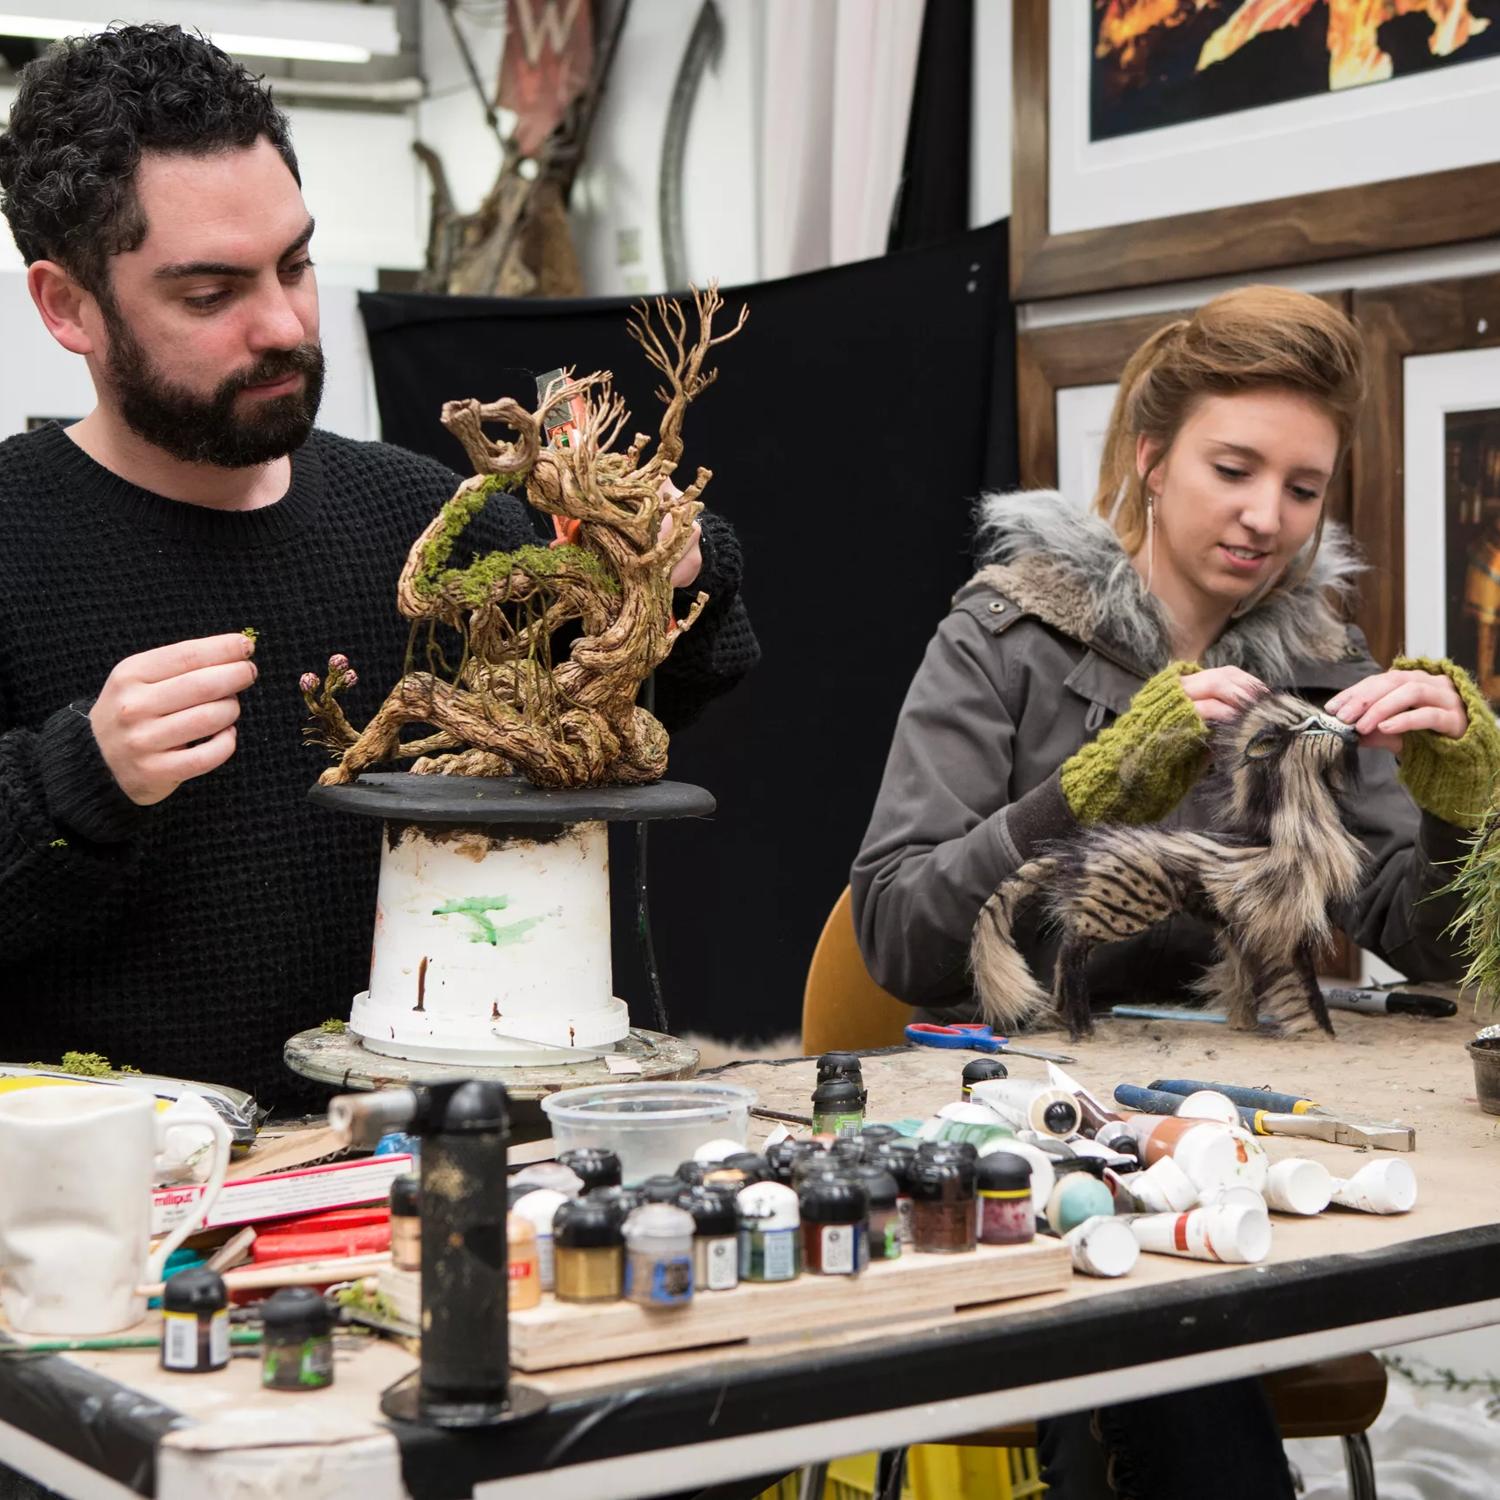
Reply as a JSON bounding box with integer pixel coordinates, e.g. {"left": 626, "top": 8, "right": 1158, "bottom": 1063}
{"left": 850, "top": 493, "right": 1469, "bottom": 1022}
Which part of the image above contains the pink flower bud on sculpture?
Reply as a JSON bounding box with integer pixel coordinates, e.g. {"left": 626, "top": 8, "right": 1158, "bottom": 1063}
{"left": 300, "top": 673, "right": 320, "bottom": 693}
{"left": 342, "top": 670, "right": 359, "bottom": 687}
{"left": 328, "top": 653, "right": 350, "bottom": 672}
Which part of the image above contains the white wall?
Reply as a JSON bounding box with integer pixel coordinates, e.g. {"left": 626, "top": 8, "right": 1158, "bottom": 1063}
{"left": 970, "top": 0, "right": 1011, "bottom": 228}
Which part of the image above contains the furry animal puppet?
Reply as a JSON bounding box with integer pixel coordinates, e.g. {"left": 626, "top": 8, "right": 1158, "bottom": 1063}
{"left": 970, "top": 693, "right": 1368, "bottom": 1039}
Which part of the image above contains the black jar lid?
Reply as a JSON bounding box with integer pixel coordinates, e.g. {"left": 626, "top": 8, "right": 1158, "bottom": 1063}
{"left": 908, "top": 1155, "right": 977, "bottom": 1201}
{"left": 586, "top": 1185, "right": 644, "bottom": 1224}
{"left": 553, "top": 1196, "right": 624, "bottom": 1250}
{"left": 390, "top": 1173, "right": 420, "bottom": 1216}
{"left": 163, "top": 1266, "right": 227, "bottom": 1315}
{"left": 261, "top": 1286, "right": 330, "bottom": 1337}
{"left": 674, "top": 1185, "right": 739, "bottom": 1237}
{"left": 844, "top": 1164, "right": 899, "bottom": 1209}
{"left": 721, "top": 1152, "right": 769, "bottom": 1182}
{"left": 816, "top": 1051, "right": 865, "bottom": 1084}
{"left": 637, "top": 1175, "right": 686, "bottom": 1203}
{"left": 866, "top": 1141, "right": 918, "bottom": 1189}
{"left": 676, "top": 1159, "right": 712, "bottom": 1186}
{"left": 859, "top": 1123, "right": 901, "bottom": 1144}
{"left": 557, "top": 1147, "right": 622, "bottom": 1193}
{"left": 812, "top": 1076, "right": 864, "bottom": 1112}
{"left": 799, "top": 1175, "right": 870, "bottom": 1224}
{"left": 962, "top": 1057, "right": 1010, "bottom": 1086}
{"left": 828, "top": 1137, "right": 867, "bottom": 1165}
{"left": 918, "top": 1139, "right": 980, "bottom": 1163}
{"left": 793, "top": 1152, "right": 847, "bottom": 1187}
{"left": 976, "top": 1152, "right": 1033, "bottom": 1193}
{"left": 764, "top": 1138, "right": 824, "bottom": 1184}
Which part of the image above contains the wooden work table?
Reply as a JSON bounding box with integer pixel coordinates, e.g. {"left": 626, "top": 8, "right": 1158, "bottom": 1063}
{"left": 2, "top": 1012, "right": 1496, "bottom": 1500}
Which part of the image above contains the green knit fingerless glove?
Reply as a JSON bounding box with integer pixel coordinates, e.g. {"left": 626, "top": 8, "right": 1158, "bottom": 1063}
{"left": 1391, "top": 656, "right": 1500, "bottom": 830}
{"left": 1059, "top": 662, "right": 1210, "bottom": 826}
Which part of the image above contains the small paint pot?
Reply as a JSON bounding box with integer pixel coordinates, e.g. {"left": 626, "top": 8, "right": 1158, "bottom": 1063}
{"left": 161, "top": 1266, "right": 230, "bottom": 1373}
{"left": 693, "top": 1137, "right": 748, "bottom": 1165}
{"left": 845, "top": 1165, "right": 901, "bottom": 1260}
{"left": 792, "top": 1152, "right": 845, "bottom": 1189}
{"left": 506, "top": 1212, "right": 542, "bottom": 1310}
{"left": 584, "top": 1185, "right": 644, "bottom": 1227}
{"left": 260, "top": 1287, "right": 334, "bottom": 1392}
{"left": 553, "top": 1197, "right": 624, "bottom": 1303}
{"left": 510, "top": 1188, "right": 567, "bottom": 1291}
{"left": 638, "top": 1174, "right": 689, "bottom": 1203}
{"left": 908, "top": 1154, "right": 977, "bottom": 1253}
{"left": 557, "top": 1147, "right": 622, "bottom": 1193}
{"left": 867, "top": 1140, "right": 919, "bottom": 1245}
{"left": 389, "top": 1172, "right": 421, "bottom": 1273}
{"left": 676, "top": 1186, "right": 741, "bottom": 1291}
{"left": 511, "top": 1162, "right": 585, "bottom": 1197}
{"left": 816, "top": 1052, "right": 867, "bottom": 1104}
{"left": 961, "top": 1057, "right": 1009, "bottom": 1101}
{"left": 737, "top": 1181, "right": 802, "bottom": 1282}
{"left": 811, "top": 1076, "right": 865, "bottom": 1136}
{"left": 859, "top": 1123, "right": 902, "bottom": 1146}
{"left": 702, "top": 1165, "right": 757, "bottom": 1192}
{"left": 976, "top": 1152, "right": 1034, "bottom": 1246}
{"left": 827, "top": 1137, "right": 867, "bottom": 1167}
{"left": 800, "top": 1176, "right": 869, "bottom": 1276}
{"left": 676, "top": 1159, "right": 713, "bottom": 1186}
{"left": 764, "top": 1138, "right": 825, "bottom": 1186}
{"left": 622, "top": 1203, "right": 695, "bottom": 1307}
{"left": 720, "top": 1152, "right": 771, "bottom": 1183}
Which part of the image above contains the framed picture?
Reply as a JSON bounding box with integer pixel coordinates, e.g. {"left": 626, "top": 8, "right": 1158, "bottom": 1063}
{"left": 1012, "top": 0, "right": 1500, "bottom": 301}
{"left": 1349, "top": 273, "right": 1500, "bottom": 672}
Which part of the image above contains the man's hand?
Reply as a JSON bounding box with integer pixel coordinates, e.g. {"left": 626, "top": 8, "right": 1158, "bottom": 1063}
{"left": 1326, "top": 669, "right": 1468, "bottom": 754}
{"left": 658, "top": 478, "right": 702, "bottom": 589}
{"left": 1179, "top": 665, "right": 1267, "bottom": 726}
{"left": 90, "top": 633, "right": 258, "bottom": 805}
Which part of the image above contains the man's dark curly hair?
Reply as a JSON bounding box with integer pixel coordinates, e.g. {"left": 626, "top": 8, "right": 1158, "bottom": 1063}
{"left": 0, "top": 23, "right": 300, "bottom": 297}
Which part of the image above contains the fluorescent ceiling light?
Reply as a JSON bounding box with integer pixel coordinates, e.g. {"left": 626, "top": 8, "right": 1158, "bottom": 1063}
{"left": 0, "top": 2, "right": 399, "bottom": 64}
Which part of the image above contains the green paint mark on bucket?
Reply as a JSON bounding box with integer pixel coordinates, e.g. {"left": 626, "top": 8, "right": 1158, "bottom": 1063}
{"left": 431, "top": 896, "right": 548, "bottom": 947}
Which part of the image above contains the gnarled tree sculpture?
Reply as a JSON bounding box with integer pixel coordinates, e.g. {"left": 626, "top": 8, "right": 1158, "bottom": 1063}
{"left": 304, "top": 283, "right": 747, "bottom": 789}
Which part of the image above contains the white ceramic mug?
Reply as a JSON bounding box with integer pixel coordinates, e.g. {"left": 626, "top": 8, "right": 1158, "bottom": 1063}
{"left": 0, "top": 1086, "right": 230, "bottom": 1334}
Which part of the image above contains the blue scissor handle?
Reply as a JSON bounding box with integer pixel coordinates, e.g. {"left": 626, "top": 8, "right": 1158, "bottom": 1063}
{"left": 904, "top": 1023, "right": 1008, "bottom": 1053}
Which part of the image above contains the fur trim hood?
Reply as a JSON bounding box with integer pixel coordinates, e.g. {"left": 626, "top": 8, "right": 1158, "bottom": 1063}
{"left": 969, "top": 490, "right": 1361, "bottom": 684}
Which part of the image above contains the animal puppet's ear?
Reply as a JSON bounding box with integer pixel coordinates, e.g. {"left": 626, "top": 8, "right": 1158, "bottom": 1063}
{"left": 1242, "top": 727, "right": 1281, "bottom": 760}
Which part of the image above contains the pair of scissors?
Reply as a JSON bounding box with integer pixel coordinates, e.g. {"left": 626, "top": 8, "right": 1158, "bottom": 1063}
{"left": 903, "top": 1022, "right": 1075, "bottom": 1065}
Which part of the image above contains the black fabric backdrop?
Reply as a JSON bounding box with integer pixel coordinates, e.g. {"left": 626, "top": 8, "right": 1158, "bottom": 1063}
{"left": 358, "top": 221, "right": 1016, "bottom": 1043}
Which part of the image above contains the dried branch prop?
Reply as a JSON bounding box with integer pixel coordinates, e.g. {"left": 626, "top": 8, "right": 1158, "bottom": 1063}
{"left": 306, "top": 283, "right": 748, "bottom": 790}
{"left": 971, "top": 695, "right": 1368, "bottom": 1040}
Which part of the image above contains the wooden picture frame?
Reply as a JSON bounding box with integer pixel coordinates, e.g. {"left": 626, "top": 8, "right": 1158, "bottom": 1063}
{"left": 1011, "top": 0, "right": 1500, "bottom": 302}
{"left": 1350, "top": 274, "right": 1500, "bottom": 672}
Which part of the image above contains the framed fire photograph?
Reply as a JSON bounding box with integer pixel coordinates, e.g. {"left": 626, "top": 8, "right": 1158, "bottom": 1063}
{"left": 1013, "top": 0, "right": 1500, "bottom": 300}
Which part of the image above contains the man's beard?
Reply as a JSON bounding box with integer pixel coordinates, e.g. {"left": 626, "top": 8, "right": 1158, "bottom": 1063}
{"left": 102, "top": 307, "right": 325, "bottom": 470}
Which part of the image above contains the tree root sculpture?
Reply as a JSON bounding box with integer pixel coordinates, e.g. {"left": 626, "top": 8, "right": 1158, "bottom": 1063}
{"left": 304, "top": 283, "right": 747, "bottom": 789}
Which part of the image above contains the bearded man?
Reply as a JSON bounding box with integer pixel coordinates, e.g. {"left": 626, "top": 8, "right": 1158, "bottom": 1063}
{"left": 0, "top": 25, "right": 757, "bottom": 1104}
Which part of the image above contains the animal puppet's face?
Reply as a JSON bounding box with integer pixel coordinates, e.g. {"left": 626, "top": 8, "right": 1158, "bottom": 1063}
{"left": 1223, "top": 692, "right": 1360, "bottom": 783}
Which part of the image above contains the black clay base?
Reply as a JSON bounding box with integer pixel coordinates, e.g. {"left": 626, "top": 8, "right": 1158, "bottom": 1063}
{"left": 380, "top": 1370, "right": 550, "bottom": 1429}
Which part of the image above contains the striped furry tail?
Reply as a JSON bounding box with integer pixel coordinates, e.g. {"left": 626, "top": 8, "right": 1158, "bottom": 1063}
{"left": 969, "top": 858, "right": 1057, "bottom": 1031}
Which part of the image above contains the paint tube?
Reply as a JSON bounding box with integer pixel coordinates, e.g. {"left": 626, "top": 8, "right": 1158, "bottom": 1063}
{"left": 1172, "top": 1090, "right": 1240, "bottom": 1126}
{"left": 1328, "top": 1159, "right": 1417, "bottom": 1214}
{"left": 1045, "top": 1063, "right": 1122, "bottom": 1136}
{"left": 1062, "top": 1215, "right": 1139, "bottom": 1278}
{"left": 1117, "top": 1155, "right": 1199, "bottom": 1213}
{"left": 971, "top": 1080, "right": 1081, "bottom": 1139}
{"left": 1045, "top": 1168, "right": 1115, "bottom": 1234}
{"left": 1196, "top": 1183, "right": 1267, "bottom": 1212}
{"left": 1126, "top": 1204, "right": 1272, "bottom": 1264}
{"left": 1263, "top": 1157, "right": 1332, "bottom": 1215}
{"left": 1222, "top": 1126, "right": 1269, "bottom": 1192}
{"left": 1115, "top": 1115, "right": 1240, "bottom": 1193}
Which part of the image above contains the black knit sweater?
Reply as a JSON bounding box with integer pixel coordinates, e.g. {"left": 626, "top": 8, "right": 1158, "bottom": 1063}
{"left": 0, "top": 424, "right": 758, "bottom": 1108}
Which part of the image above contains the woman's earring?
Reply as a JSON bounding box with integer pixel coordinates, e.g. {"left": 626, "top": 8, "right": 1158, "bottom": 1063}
{"left": 1144, "top": 494, "right": 1156, "bottom": 594}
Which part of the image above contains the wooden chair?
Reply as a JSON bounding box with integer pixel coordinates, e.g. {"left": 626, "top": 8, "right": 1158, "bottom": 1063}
{"left": 800, "top": 885, "right": 1387, "bottom": 1499}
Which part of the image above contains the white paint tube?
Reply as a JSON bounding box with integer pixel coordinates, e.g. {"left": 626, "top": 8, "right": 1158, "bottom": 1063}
{"left": 1223, "top": 1126, "right": 1270, "bottom": 1193}
{"left": 1263, "top": 1157, "right": 1332, "bottom": 1215}
{"left": 1127, "top": 1203, "right": 1272, "bottom": 1264}
{"left": 1118, "top": 1155, "right": 1199, "bottom": 1213}
{"left": 1329, "top": 1158, "right": 1417, "bottom": 1214}
{"left": 971, "top": 1079, "right": 1081, "bottom": 1138}
{"left": 1173, "top": 1090, "right": 1241, "bottom": 1126}
{"left": 1196, "top": 1183, "right": 1267, "bottom": 1212}
{"left": 1062, "top": 1215, "right": 1139, "bottom": 1278}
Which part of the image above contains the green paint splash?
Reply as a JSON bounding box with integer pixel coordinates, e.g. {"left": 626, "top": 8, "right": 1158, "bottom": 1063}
{"left": 432, "top": 895, "right": 549, "bottom": 947}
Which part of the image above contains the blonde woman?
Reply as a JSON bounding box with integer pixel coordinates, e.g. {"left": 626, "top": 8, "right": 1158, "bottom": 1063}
{"left": 851, "top": 286, "right": 1500, "bottom": 1497}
